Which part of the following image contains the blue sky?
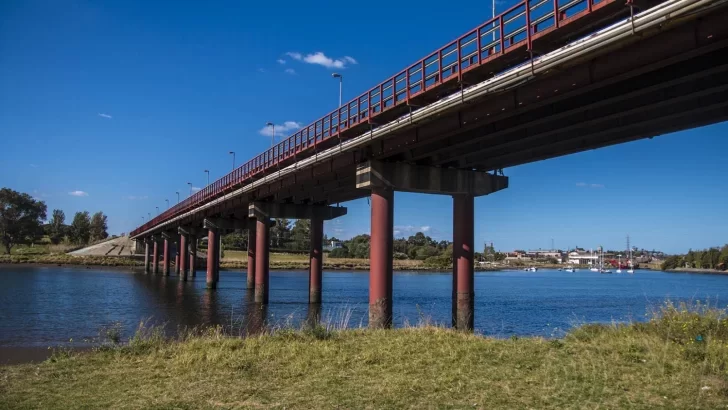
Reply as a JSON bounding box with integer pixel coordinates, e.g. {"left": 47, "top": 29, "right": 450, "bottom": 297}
{"left": 1, "top": 0, "right": 726, "bottom": 254}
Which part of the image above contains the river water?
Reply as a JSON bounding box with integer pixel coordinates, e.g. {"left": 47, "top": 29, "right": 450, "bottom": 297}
{"left": 2, "top": 266, "right": 728, "bottom": 349}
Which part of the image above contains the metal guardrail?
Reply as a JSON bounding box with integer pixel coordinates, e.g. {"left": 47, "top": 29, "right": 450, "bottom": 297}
{"left": 131, "top": 0, "right": 622, "bottom": 236}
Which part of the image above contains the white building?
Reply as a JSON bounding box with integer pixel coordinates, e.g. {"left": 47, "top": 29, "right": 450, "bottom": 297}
{"left": 568, "top": 251, "right": 599, "bottom": 265}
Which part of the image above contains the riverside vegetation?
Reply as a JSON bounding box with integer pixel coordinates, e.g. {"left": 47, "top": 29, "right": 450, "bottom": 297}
{"left": 1, "top": 302, "right": 728, "bottom": 409}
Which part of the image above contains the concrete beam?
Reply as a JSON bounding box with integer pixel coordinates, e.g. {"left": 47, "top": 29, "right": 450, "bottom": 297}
{"left": 178, "top": 226, "right": 202, "bottom": 236}
{"left": 203, "top": 218, "right": 248, "bottom": 231}
{"left": 356, "top": 160, "right": 508, "bottom": 197}
{"left": 248, "top": 202, "right": 347, "bottom": 221}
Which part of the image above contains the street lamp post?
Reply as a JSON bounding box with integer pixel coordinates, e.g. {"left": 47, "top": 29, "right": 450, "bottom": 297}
{"left": 148, "top": 212, "right": 151, "bottom": 220}
{"left": 266, "top": 122, "right": 275, "bottom": 147}
{"left": 175, "top": 191, "right": 180, "bottom": 204}
{"left": 141, "top": 216, "right": 145, "bottom": 223}
{"left": 229, "top": 152, "right": 235, "bottom": 170}
{"left": 187, "top": 182, "right": 192, "bottom": 196}
{"left": 332, "top": 73, "right": 343, "bottom": 107}
{"left": 165, "top": 199, "right": 169, "bottom": 209}
{"left": 155, "top": 206, "right": 159, "bottom": 216}
{"left": 204, "top": 170, "right": 209, "bottom": 186}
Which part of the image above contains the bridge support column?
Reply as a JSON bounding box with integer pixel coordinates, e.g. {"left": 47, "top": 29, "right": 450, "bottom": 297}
{"left": 369, "top": 187, "right": 394, "bottom": 328}
{"left": 179, "top": 232, "right": 188, "bottom": 281}
{"left": 247, "top": 220, "right": 256, "bottom": 290}
{"left": 152, "top": 237, "right": 160, "bottom": 274}
{"left": 175, "top": 252, "right": 180, "bottom": 275}
{"left": 254, "top": 217, "right": 270, "bottom": 304}
{"left": 162, "top": 237, "right": 171, "bottom": 276}
{"left": 144, "top": 240, "right": 151, "bottom": 274}
{"left": 189, "top": 234, "right": 197, "bottom": 277}
{"left": 453, "top": 194, "right": 475, "bottom": 331}
{"left": 309, "top": 216, "right": 323, "bottom": 304}
{"left": 206, "top": 227, "right": 219, "bottom": 289}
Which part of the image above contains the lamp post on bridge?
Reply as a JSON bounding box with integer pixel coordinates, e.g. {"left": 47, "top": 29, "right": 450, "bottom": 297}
{"left": 204, "top": 170, "right": 209, "bottom": 186}
{"left": 155, "top": 206, "right": 159, "bottom": 216}
{"left": 165, "top": 199, "right": 169, "bottom": 209}
{"left": 228, "top": 152, "right": 235, "bottom": 170}
{"left": 266, "top": 122, "right": 275, "bottom": 147}
{"left": 141, "top": 216, "right": 145, "bottom": 223}
{"left": 175, "top": 191, "right": 180, "bottom": 204}
{"left": 332, "top": 73, "right": 343, "bottom": 108}
{"left": 148, "top": 212, "right": 151, "bottom": 220}
{"left": 187, "top": 182, "right": 192, "bottom": 196}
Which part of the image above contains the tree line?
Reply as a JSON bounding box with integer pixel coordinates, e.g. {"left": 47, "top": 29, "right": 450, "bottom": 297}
{"left": 661, "top": 246, "right": 728, "bottom": 271}
{"left": 0, "top": 188, "right": 109, "bottom": 254}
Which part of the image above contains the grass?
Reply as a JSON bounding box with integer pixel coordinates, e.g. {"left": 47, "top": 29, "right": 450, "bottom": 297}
{"left": 2, "top": 302, "right": 728, "bottom": 409}
{"left": 222, "top": 250, "right": 452, "bottom": 271}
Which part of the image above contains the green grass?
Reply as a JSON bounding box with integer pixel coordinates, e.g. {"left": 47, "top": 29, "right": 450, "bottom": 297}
{"left": 2, "top": 302, "right": 728, "bottom": 409}
{"left": 222, "top": 250, "right": 437, "bottom": 271}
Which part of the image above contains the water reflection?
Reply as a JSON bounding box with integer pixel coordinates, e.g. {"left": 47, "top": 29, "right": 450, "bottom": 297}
{"left": 4, "top": 266, "right": 728, "bottom": 347}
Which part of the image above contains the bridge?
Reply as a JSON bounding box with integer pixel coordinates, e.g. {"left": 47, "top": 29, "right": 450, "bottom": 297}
{"left": 130, "top": 0, "right": 728, "bottom": 330}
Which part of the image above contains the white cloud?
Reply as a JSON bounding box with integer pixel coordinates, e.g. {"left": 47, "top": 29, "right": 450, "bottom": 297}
{"left": 125, "top": 195, "right": 148, "bottom": 200}
{"left": 259, "top": 121, "right": 303, "bottom": 137}
{"left": 69, "top": 190, "right": 88, "bottom": 197}
{"left": 394, "top": 225, "right": 432, "bottom": 237}
{"left": 575, "top": 182, "right": 587, "bottom": 187}
{"left": 420, "top": 226, "right": 431, "bottom": 232}
{"left": 29, "top": 164, "right": 38, "bottom": 168}
{"left": 277, "top": 59, "right": 286, "bottom": 65}
{"left": 98, "top": 113, "right": 112, "bottom": 119}
{"left": 191, "top": 187, "right": 201, "bottom": 193}
{"left": 284, "top": 68, "right": 296, "bottom": 75}
{"left": 258, "top": 68, "right": 266, "bottom": 73}
{"left": 286, "top": 51, "right": 358, "bottom": 69}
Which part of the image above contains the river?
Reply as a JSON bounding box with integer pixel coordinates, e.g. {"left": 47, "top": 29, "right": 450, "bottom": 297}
{"left": 1, "top": 266, "right": 727, "bottom": 350}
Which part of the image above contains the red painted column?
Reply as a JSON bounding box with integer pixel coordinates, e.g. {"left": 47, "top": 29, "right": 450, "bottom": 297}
{"left": 309, "top": 216, "right": 324, "bottom": 304}
{"left": 254, "top": 218, "right": 270, "bottom": 304}
{"left": 144, "top": 241, "right": 151, "bottom": 274}
{"left": 453, "top": 194, "right": 475, "bottom": 331}
{"left": 179, "top": 233, "right": 188, "bottom": 281}
{"left": 189, "top": 235, "right": 197, "bottom": 277}
{"left": 452, "top": 205, "right": 460, "bottom": 327}
{"left": 215, "top": 233, "right": 222, "bottom": 283}
{"left": 175, "top": 253, "right": 180, "bottom": 275}
{"left": 369, "top": 187, "right": 394, "bottom": 328}
{"left": 163, "top": 238, "right": 170, "bottom": 276}
{"left": 152, "top": 239, "right": 159, "bottom": 274}
{"left": 206, "top": 228, "right": 218, "bottom": 289}
{"left": 247, "top": 221, "right": 256, "bottom": 290}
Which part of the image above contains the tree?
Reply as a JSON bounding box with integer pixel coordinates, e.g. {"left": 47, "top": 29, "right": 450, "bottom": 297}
{"left": 89, "top": 211, "right": 108, "bottom": 242}
{"left": 0, "top": 188, "right": 47, "bottom": 254}
{"left": 69, "top": 211, "right": 91, "bottom": 244}
{"left": 270, "top": 218, "right": 291, "bottom": 249}
{"left": 720, "top": 245, "right": 728, "bottom": 269}
{"left": 290, "top": 219, "right": 310, "bottom": 251}
{"left": 48, "top": 209, "right": 66, "bottom": 244}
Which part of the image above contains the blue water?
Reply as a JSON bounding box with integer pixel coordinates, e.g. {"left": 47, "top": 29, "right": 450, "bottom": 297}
{"left": 1, "top": 266, "right": 728, "bottom": 347}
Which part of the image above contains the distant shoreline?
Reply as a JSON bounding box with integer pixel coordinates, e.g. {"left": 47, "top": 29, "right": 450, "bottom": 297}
{"left": 667, "top": 267, "right": 728, "bottom": 275}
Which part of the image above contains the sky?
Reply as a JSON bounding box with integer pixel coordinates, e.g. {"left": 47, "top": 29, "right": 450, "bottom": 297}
{"left": 1, "top": 0, "right": 726, "bottom": 255}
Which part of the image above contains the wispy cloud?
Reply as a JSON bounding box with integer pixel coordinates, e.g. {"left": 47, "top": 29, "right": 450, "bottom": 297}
{"left": 125, "top": 195, "right": 148, "bottom": 200}
{"left": 258, "top": 68, "right": 266, "bottom": 73}
{"left": 277, "top": 59, "right": 286, "bottom": 65}
{"left": 286, "top": 51, "right": 358, "bottom": 69}
{"left": 576, "top": 182, "right": 605, "bottom": 188}
{"left": 394, "top": 225, "right": 433, "bottom": 237}
{"left": 69, "top": 190, "right": 89, "bottom": 197}
{"left": 29, "top": 164, "right": 38, "bottom": 168}
{"left": 420, "top": 225, "right": 431, "bottom": 232}
{"left": 284, "top": 68, "right": 296, "bottom": 75}
{"left": 259, "top": 121, "right": 303, "bottom": 137}
{"left": 98, "top": 113, "right": 112, "bottom": 119}
{"left": 191, "top": 187, "right": 201, "bottom": 193}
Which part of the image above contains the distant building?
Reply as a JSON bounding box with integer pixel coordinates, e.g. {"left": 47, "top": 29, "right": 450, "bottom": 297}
{"left": 526, "top": 250, "right": 564, "bottom": 263}
{"left": 568, "top": 251, "right": 599, "bottom": 265}
{"left": 324, "top": 240, "right": 344, "bottom": 252}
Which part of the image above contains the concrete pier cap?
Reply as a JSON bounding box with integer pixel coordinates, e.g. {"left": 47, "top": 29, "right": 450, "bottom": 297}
{"left": 247, "top": 202, "right": 347, "bottom": 221}
{"left": 356, "top": 160, "right": 508, "bottom": 196}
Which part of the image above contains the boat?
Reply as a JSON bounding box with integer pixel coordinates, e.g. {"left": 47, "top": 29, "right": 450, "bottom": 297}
{"left": 616, "top": 255, "right": 622, "bottom": 273}
{"left": 565, "top": 266, "right": 575, "bottom": 272}
{"left": 589, "top": 249, "right": 599, "bottom": 271}
{"left": 528, "top": 267, "right": 538, "bottom": 272}
{"left": 598, "top": 246, "right": 611, "bottom": 273}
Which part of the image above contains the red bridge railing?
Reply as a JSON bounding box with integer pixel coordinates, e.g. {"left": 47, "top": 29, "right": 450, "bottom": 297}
{"left": 131, "top": 0, "right": 618, "bottom": 236}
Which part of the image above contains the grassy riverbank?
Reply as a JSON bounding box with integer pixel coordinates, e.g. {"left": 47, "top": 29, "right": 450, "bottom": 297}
{"left": 2, "top": 303, "right": 727, "bottom": 409}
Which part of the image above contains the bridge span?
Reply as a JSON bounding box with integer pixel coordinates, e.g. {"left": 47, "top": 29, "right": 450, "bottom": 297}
{"left": 130, "top": 0, "right": 728, "bottom": 330}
